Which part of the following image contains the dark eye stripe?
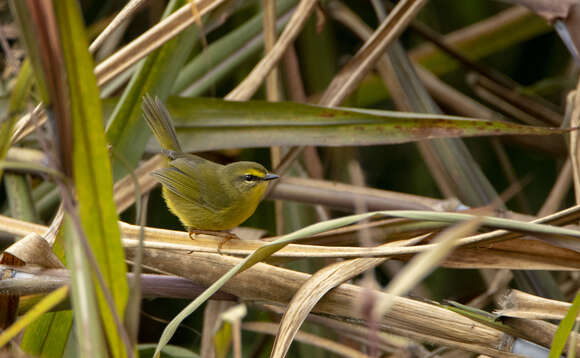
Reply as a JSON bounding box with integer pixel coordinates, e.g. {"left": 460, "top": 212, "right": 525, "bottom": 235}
{"left": 244, "top": 174, "right": 259, "bottom": 181}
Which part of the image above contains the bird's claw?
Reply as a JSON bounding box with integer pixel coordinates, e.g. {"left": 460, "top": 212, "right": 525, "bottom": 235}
{"left": 187, "top": 228, "right": 239, "bottom": 254}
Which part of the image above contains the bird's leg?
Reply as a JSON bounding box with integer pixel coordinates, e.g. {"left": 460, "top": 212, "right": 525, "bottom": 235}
{"left": 187, "top": 228, "right": 239, "bottom": 254}
{"left": 187, "top": 227, "right": 198, "bottom": 240}
{"left": 216, "top": 231, "right": 239, "bottom": 253}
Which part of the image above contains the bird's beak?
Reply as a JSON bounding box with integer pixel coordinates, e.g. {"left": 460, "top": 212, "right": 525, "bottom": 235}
{"left": 263, "top": 173, "right": 280, "bottom": 181}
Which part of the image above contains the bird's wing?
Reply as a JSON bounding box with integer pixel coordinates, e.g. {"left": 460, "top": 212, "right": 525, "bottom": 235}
{"left": 153, "top": 157, "right": 230, "bottom": 212}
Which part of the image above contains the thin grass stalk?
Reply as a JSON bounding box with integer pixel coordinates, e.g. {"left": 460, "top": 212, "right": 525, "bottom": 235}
{"left": 89, "top": 0, "right": 149, "bottom": 53}
{"left": 94, "top": 0, "right": 230, "bottom": 85}
{"left": 319, "top": 0, "right": 428, "bottom": 106}
{"left": 226, "top": 0, "right": 318, "bottom": 100}
{"left": 174, "top": 0, "right": 296, "bottom": 96}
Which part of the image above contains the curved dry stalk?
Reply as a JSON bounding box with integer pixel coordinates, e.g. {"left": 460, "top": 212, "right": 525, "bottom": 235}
{"left": 4, "top": 233, "right": 63, "bottom": 269}
{"left": 270, "top": 236, "right": 425, "bottom": 358}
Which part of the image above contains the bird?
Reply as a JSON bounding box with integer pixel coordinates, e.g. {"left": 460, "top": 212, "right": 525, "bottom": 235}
{"left": 142, "top": 94, "right": 279, "bottom": 250}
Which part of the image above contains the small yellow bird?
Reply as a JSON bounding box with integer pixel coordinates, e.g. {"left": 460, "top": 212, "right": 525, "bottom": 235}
{"left": 142, "top": 95, "right": 279, "bottom": 248}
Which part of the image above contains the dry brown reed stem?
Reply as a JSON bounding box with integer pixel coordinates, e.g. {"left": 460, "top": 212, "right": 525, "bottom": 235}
{"left": 496, "top": 289, "right": 575, "bottom": 320}
{"left": 264, "top": 301, "right": 498, "bottom": 357}
{"left": 113, "top": 152, "right": 564, "bottom": 222}
{"left": 319, "top": 0, "right": 427, "bottom": 106}
{"left": 283, "top": 307, "right": 422, "bottom": 355}
{"left": 2, "top": 214, "right": 580, "bottom": 271}
{"left": 538, "top": 159, "right": 573, "bottom": 216}
{"left": 5, "top": 148, "right": 45, "bottom": 164}
{"left": 200, "top": 301, "right": 236, "bottom": 358}
{"left": 89, "top": 0, "right": 148, "bottom": 53}
{"left": 501, "top": 317, "right": 580, "bottom": 356}
{"left": 2, "top": 268, "right": 236, "bottom": 300}
{"left": 125, "top": 225, "right": 580, "bottom": 270}
{"left": 441, "top": 240, "right": 580, "bottom": 270}
{"left": 571, "top": 87, "right": 580, "bottom": 210}
{"left": 409, "top": 6, "right": 537, "bottom": 65}
{"left": 113, "top": 154, "right": 163, "bottom": 213}
{"left": 226, "top": 0, "right": 318, "bottom": 101}
{"left": 469, "top": 74, "right": 562, "bottom": 126}
{"left": 414, "top": 66, "right": 499, "bottom": 120}
{"left": 94, "top": 0, "right": 228, "bottom": 85}
{"left": 270, "top": 176, "right": 453, "bottom": 212}
{"left": 124, "top": 248, "right": 521, "bottom": 357}
{"left": 263, "top": 0, "right": 281, "bottom": 102}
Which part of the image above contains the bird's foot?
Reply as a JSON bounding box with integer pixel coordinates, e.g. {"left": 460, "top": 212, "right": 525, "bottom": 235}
{"left": 187, "top": 228, "right": 239, "bottom": 254}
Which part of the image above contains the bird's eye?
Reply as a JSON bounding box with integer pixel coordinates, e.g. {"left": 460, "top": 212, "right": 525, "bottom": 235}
{"left": 244, "top": 174, "right": 257, "bottom": 182}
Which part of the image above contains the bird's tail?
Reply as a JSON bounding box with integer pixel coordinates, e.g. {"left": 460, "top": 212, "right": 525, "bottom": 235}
{"left": 142, "top": 94, "right": 182, "bottom": 153}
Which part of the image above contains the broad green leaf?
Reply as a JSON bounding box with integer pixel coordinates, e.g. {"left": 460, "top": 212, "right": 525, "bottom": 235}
{"left": 53, "top": 0, "right": 128, "bottom": 356}
{"left": 157, "top": 97, "right": 567, "bottom": 152}
{"left": 549, "top": 290, "right": 580, "bottom": 358}
{"left": 21, "top": 311, "right": 73, "bottom": 358}
{"left": 105, "top": 0, "right": 198, "bottom": 178}
{"left": 0, "top": 286, "right": 69, "bottom": 349}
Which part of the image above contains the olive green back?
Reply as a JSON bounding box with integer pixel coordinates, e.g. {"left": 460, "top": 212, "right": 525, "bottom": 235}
{"left": 151, "top": 157, "right": 232, "bottom": 213}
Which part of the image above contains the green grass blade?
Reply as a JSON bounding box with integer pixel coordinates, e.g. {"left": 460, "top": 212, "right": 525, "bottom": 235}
{"left": 0, "top": 60, "right": 33, "bottom": 179}
{"left": 62, "top": 215, "right": 106, "bottom": 357}
{"left": 21, "top": 311, "right": 73, "bottom": 358}
{"left": 6, "top": 2, "right": 49, "bottom": 103}
{"left": 53, "top": 0, "right": 129, "bottom": 356}
{"left": 0, "top": 286, "right": 69, "bottom": 349}
{"left": 549, "top": 290, "right": 580, "bottom": 358}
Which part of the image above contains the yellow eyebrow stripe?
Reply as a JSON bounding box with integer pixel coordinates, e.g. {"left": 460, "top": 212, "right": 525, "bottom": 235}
{"left": 246, "top": 168, "right": 265, "bottom": 177}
